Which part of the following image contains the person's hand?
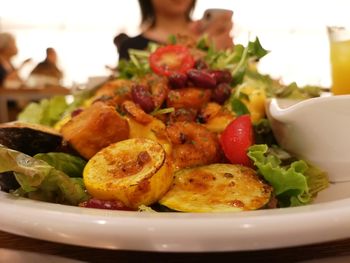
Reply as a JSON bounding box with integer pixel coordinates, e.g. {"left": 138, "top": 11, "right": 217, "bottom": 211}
{"left": 190, "top": 10, "right": 234, "bottom": 50}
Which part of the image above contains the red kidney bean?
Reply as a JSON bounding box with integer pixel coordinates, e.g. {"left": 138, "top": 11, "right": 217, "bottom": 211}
{"left": 212, "top": 83, "right": 232, "bottom": 104}
{"left": 209, "top": 70, "right": 232, "bottom": 84}
{"left": 131, "top": 85, "right": 155, "bottom": 113}
{"left": 168, "top": 72, "right": 188, "bottom": 89}
{"left": 187, "top": 69, "right": 216, "bottom": 89}
{"left": 71, "top": 108, "right": 83, "bottom": 117}
{"left": 80, "top": 198, "right": 133, "bottom": 211}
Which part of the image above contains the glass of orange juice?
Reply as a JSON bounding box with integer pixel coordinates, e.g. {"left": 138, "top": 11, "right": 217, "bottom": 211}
{"left": 328, "top": 26, "right": 350, "bottom": 95}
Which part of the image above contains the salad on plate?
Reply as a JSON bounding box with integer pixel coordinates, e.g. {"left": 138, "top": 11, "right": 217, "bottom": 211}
{"left": 0, "top": 36, "right": 329, "bottom": 212}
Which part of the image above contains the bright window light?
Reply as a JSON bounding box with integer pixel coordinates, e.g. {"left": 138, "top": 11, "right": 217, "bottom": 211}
{"left": 1, "top": 0, "right": 349, "bottom": 87}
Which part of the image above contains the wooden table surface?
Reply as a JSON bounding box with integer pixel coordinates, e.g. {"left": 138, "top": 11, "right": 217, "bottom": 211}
{"left": 1, "top": 230, "right": 350, "bottom": 262}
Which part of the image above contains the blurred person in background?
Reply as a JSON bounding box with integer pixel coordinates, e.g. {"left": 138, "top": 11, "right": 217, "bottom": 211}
{"left": 0, "top": 32, "right": 31, "bottom": 87}
{"left": 116, "top": 0, "right": 233, "bottom": 60}
{"left": 28, "top": 47, "right": 63, "bottom": 86}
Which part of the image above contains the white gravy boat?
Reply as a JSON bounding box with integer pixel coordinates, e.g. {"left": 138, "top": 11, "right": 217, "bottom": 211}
{"left": 267, "top": 95, "right": 350, "bottom": 183}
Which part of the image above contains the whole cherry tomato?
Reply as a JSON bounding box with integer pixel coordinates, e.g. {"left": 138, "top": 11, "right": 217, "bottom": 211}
{"left": 219, "top": 114, "right": 254, "bottom": 167}
{"left": 149, "top": 45, "right": 195, "bottom": 76}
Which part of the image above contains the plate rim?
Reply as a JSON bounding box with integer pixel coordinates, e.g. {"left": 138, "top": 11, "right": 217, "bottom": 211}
{"left": 2, "top": 191, "right": 350, "bottom": 252}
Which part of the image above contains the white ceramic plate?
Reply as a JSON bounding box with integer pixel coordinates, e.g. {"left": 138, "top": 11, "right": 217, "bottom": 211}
{"left": 1, "top": 181, "right": 350, "bottom": 252}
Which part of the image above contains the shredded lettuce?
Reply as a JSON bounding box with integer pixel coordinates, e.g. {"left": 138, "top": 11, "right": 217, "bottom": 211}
{"left": 248, "top": 144, "right": 328, "bottom": 207}
{"left": 0, "top": 144, "right": 89, "bottom": 205}
{"left": 117, "top": 44, "right": 156, "bottom": 79}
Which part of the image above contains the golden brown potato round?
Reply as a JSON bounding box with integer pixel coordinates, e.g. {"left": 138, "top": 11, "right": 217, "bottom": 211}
{"left": 159, "top": 163, "right": 272, "bottom": 212}
{"left": 83, "top": 138, "right": 173, "bottom": 209}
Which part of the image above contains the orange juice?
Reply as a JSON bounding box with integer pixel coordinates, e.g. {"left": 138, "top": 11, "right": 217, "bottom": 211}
{"left": 328, "top": 26, "right": 350, "bottom": 95}
{"left": 330, "top": 39, "right": 350, "bottom": 94}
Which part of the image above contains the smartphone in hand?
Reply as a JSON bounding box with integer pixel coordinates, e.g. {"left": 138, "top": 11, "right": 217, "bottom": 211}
{"left": 200, "top": 8, "right": 233, "bottom": 32}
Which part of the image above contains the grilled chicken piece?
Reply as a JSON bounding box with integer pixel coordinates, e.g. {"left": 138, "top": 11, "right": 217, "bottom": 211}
{"left": 61, "top": 101, "right": 129, "bottom": 159}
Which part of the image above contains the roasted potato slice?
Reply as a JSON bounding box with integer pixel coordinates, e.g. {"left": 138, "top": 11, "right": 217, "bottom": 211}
{"left": 200, "top": 103, "right": 235, "bottom": 133}
{"left": 236, "top": 84, "right": 266, "bottom": 123}
{"left": 159, "top": 163, "right": 272, "bottom": 212}
{"left": 83, "top": 138, "right": 173, "bottom": 209}
{"left": 126, "top": 115, "right": 172, "bottom": 156}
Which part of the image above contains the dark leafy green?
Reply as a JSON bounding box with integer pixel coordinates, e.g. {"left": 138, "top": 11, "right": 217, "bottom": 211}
{"left": 253, "top": 118, "right": 277, "bottom": 146}
{"left": 196, "top": 36, "right": 209, "bottom": 51}
{"left": 231, "top": 98, "right": 250, "bottom": 116}
{"left": 247, "top": 37, "right": 269, "bottom": 60}
{"left": 204, "top": 37, "right": 268, "bottom": 86}
{"left": 167, "top": 34, "right": 177, "bottom": 44}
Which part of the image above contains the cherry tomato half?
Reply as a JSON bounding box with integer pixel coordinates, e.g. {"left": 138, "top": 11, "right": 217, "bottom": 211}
{"left": 219, "top": 114, "right": 254, "bottom": 167}
{"left": 149, "top": 45, "right": 195, "bottom": 76}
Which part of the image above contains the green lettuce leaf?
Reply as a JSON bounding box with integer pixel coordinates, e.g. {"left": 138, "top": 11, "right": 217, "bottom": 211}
{"left": 204, "top": 37, "right": 268, "bottom": 86}
{"left": 248, "top": 144, "right": 311, "bottom": 207}
{"left": 242, "top": 61, "right": 323, "bottom": 100}
{"left": 304, "top": 164, "right": 329, "bottom": 198}
{"left": 274, "top": 82, "right": 322, "bottom": 99}
{"left": 247, "top": 37, "right": 269, "bottom": 60}
{"left": 0, "top": 144, "right": 89, "bottom": 205}
{"left": 231, "top": 97, "right": 250, "bottom": 116}
{"left": 34, "top": 152, "right": 86, "bottom": 178}
{"left": 117, "top": 45, "right": 154, "bottom": 79}
{"left": 16, "top": 102, "right": 43, "bottom": 124}
{"left": 18, "top": 95, "right": 67, "bottom": 126}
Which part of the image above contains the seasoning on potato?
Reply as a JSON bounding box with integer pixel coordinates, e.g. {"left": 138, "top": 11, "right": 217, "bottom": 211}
{"left": 83, "top": 138, "right": 173, "bottom": 209}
